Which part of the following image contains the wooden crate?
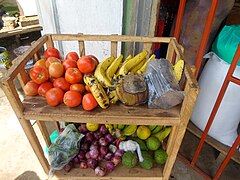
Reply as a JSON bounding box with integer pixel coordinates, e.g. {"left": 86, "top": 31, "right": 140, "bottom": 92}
{"left": 0, "top": 34, "right": 199, "bottom": 180}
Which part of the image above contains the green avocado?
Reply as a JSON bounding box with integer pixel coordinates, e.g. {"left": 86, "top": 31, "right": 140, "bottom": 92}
{"left": 139, "top": 151, "right": 153, "bottom": 170}
{"left": 122, "top": 151, "right": 138, "bottom": 169}
{"left": 154, "top": 148, "right": 168, "bottom": 165}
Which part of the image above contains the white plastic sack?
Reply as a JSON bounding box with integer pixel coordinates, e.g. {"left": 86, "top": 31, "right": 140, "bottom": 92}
{"left": 191, "top": 52, "right": 240, "bottom": 147}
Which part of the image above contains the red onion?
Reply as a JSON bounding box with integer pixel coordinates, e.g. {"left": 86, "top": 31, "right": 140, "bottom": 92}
{"left": 94, "top": 166, "right": 106, "bottom": 177}
{"left": 99, "top": 125, "right": 108, "bottom": 135}
{"left": 63, "top": 161, "right": 73, "bottom": 172}
{"left": 93, "top": 131, "right": 102, "bottom": 140}
{"left": 99, "top": 137, "right": 108, "bottom": 146}
{"left": 87, "top": 159, "right": 98, "bottom": 169}
{"left": 84, "top": 132, "right": 94, "bottom": 142}
{"left": 78, "top": 124, "right": 88, "bottom": 134}
{"left": 89, "top": 148, "right": 99, "bottom": 159}
{"left": 104, "top": 152, "right": 113, "bottom": 161}
{"left": 112, "top": 156, "right": 121, "bottom": 167}
{"left": 79, "top": 161, "right": 88, "bottom": 169}
{"left": 100, "top": 146, "right": 108, "bottom": 156}
{"left": 85, "top": 151, "right": 90, "bottom": 159}
{"left": 114, "top": 149, "right": 124, "bottom": 158}
{"left": 77, "top": 151, "right": 86, "bottom": 161}
{"left": 105, "top": 161, "right": 114, "bottom": 172}
{"left": 97, "top": 154, "right": 104, "bottom": 161}
{"left": 72, "top": 156, "right": 80, "bottom": 164}
{"left": 105, "top": 133, "right": 114, "bottom": 143}
{"left": 80, "top": 143, "right": 90, "bottom": 152}
{"left": 90, "top": 144, "right": 99, "bottom": 151}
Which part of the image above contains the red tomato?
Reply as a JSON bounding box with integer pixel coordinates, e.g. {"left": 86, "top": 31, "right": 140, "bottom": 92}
{"left": 87, "top": 55, "right": 99, "bottom": 66}
{"left": 45, "top": 88, "right": 64, "bottom": 106}
{"left": 65, "top": 68, "right": 83, "bottom": 84}
{"left": 85, "top": 85, "right": 91, "bottom": 93}
{"left": 82, "top": 93, "right": 98, "bottom": 111}
{"left": 44, "top": 47, "right": 61, "bottom": 59}
{"left": 24, "top": 80, "right": 40, "bottom": 96}
{"left": 62, "top": 59, "right": 77, "bottom": 70}
{"left": 66, "top": 52, "right": 79, "bottom": 61}
{"left": 77, "top": 56, "right": 96, "bottom": 74}
{"left": 38, "top": 81, "right": 53, "bottom": 96}
{"left": 46, "top": 57, "right": 61, "bottom": 68}
{"left": 70, "top": 84, "right": 85, "bottom": 94}
{"left": 49, "top": 62, "right": 64, "bottom": 78}
{"left": 53, "top": 77, "right": 71, "bottom": 92}
{"left": 34, "top": 59, "right": 46, "bottom": 68}
{"left": 63, "top": 90, "right": 82, "bottom": 107}
{"left": 29, "top": 66, "right": 49, "bottom": 84}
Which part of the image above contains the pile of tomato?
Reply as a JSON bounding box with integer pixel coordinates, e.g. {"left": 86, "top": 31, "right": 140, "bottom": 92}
{"left": 23, "top": 47, "right": 99, "bottom": 111}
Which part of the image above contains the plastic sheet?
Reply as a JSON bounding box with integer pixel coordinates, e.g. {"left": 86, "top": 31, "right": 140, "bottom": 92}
{"left": 144, "top": 58, "right": 184, "bottom": 109}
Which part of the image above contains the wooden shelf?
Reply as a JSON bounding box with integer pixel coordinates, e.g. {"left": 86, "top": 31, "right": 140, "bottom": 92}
{"left": 23, "top": 96, "right": 181, "bottom": 126}
{"left": 187, "top": 121, "right": 240, "bottom": 164}
{"left": 54, "top": 165, "right": 164, "bottom": 180}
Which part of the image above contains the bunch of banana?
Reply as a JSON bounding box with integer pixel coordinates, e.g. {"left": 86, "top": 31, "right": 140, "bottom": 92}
{"left": 83, "top": 74, "right": 110, "bottom": 109}
{"left": 148, "top": 125, "right": 163, "bottom": 134}
{"left": 94, "top": 56, "right": 115, "bottom": 88}
{"left": 136, "top": 54, "right": 156, "bottom": 75}
{"left": 118, "top": 50, "right": 148, "bottom": 77}
{"left": 107, "top": 88, "right": 119, "bottom": 104}
{"left": 106, "top": 55, "right": 123, "bottom": 82}
{"left": 113, "top": 124, "right": 125, "bottom": 130}
{"left": 153, "top": 126, "right": 172, "bottom": 142}
{"left": 105, "top": 124, "right": 113, "bottom": 134}
{"left": 173, "top": 59, "right": 185, "bottom": 81}
{"left": 122, "top": 125, "right": 138, "bottom": 136}
{"left": 129, "top": 58, "right": 146, "bottom": 73}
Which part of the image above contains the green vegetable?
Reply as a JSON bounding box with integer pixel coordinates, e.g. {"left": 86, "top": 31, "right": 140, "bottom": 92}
{"left": 131, "top": 137, "right": 148, "bottom": 151}
{"left": 122, "top": 151, "right": 138, "bottom": 169}
{"left": 154, "top": 148, "right": 168, "bottom": 165}
{"left": 139, "top": 151, "right": 153, "bottom": 170}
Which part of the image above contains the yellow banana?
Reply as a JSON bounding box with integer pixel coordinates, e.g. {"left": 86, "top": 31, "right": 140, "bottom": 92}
{"left": 173, "top": 59, "right": 184, "bottom": 81}
{"left": 115, "top": 54, "right": 132, "bottom": 78}
{"left": 94, "top": 56, "right": 115, "bottom": 88}
{"left": 137, "top": 54, "right": 156, "bottom": 74}
{"left": 84, "top": 74, "right": 110, "bottom": 109}
{"left": 122, "top": 125, "right": 138, "bottom": 136}
{"left": 108, "top": 89, "right": 119, "bottom": 104}
{"left": 129, "top": 58, "right": 146, "bottom": 73}
{"left": 105, "top": 124, "right": 113, "bottom": 133}
{"left": 153, "top": 127, "right": 172, "bottom": 142}
{"left": 106, "top": 55, "right": 123, "bottom": 82}
{"left": 118, "top": 50, "right": 148, "bottom": 76}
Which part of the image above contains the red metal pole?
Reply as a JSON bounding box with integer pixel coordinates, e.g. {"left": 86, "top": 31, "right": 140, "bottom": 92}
{"left": 213, "top": 135, "right": 240, "bottom": 180}
{"left": 174, "top": 0, "right": 186, "bottom": 41}
{"left": 191, "top": 44, "right": 240, "bottom": 166}
{"left": 194, "top": 0, "right": 219, "bottom": 78}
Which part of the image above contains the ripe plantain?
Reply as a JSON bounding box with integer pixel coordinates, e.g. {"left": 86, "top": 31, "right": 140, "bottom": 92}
{"left": 94, "top": 56, "right": 115, "bottom": 88}
{"left": 84, "top": 74, "right": 110, "bottom": 109}
{"left": 129, "top": 58, "right": 146, "bottom": 73}
{"left": 122, "top": 125, "right": 138, "bottom": 136}
{"left": 106, "top": 55, "right": 123, "bottom": 82}
{"left": 137, "top": 54, "right": 156, "bottom": 74}
{"left": 118, "top": 50, "right": 148, "bottom": 76}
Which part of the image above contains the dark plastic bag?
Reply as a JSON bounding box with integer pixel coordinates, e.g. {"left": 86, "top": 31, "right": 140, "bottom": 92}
{"left": 144, "top": 58, "right": 184, "bottom": 109}
{"left": 48, "top": 124, "right": 84, "bottom": 176}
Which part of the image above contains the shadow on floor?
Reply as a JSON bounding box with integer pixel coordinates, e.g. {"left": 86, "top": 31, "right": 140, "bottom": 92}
{"left": 14, "top": 171, "right": 41, "bottom": 180}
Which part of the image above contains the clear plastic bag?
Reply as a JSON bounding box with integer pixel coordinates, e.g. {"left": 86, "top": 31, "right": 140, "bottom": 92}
{"left": 144, "top": 58, "right": 185, "bottom": 109}
{"left": 48, "top": 124, "right": 84, "bottom": 176}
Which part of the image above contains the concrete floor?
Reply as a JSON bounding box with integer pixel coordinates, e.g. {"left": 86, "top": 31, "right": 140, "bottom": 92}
{"left": 0, "top": 85, "right": 239, "bottom": 180}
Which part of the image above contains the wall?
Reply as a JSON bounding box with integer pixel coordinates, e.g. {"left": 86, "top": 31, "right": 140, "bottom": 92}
{"left": 35, "top": 0, "right": 123, "bottom": 61}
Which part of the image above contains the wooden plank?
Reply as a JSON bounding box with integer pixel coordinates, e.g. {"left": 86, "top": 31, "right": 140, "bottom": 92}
{"left": 2, "top": 35, "right": 48, "bottom": 81}
{"left": 22, "top": 96, "right": 180, "bottom": 125}
{"left": 111, "top": 34, "right": 118, "bottom": 57}
{"left": 187, "top": 121, "right": 240, "bottom": 164}
{"left": 54, "top": 165, "right": 163, "bottom": 180}
{"left": 45, "top": 34, "right": 54, "bottom": 48}
{"left": 143, "top": 42, "right": 152, "bottom": 59}
{"left": 51, "top": 34, "right": 171, "bottom": 43}
{"left": 78, "top": 33, "right": 85, "bottom": 56}
{"left": 17, "top": 69, "right": 29, "bottom": 89}
{"left": 148, "top": 0, "right": 161, "bottom": 37}
{"left": 166, "top": 39, "right": 174, "bottom": 62}
{"left": 36, "top": 120, "right": 51, "bottom": 147}
{"left": 53, "top": 121, "right": 60, "bottom": 132}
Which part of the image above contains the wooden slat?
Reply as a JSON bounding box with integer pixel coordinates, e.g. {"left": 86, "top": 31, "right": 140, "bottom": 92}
{"left": 111, "top": 34, "right": 118, "bottom": 57}
{"left": 2, "top": 35, "right": 48, "bottom": 81}
{"left": 45, "top": 34, "right": 54, "bottom": 48}
{"left": 78, "top": 33, "right": 85, "bottom": 56}
{"left": 166, "top": 39, "right": 175, "bottom": 61}
{"left": 36, "top": 120, "right": 51, "bottom": 147}
{"left": 51, "top": 34, "right": 171, "bottom": 43}
{"left": 53, "top": 121, "right": 60, "bottom": 132}
{"left": 187, "top": 121, "right": 240, "bottom": 164}
{"left": 143, "top": 42, "right": 152, "bottom": 59}
{"left": 54, "top": 165, "right": 163, "bottom": 180}
{"left": 22, "top": 96, "right": 181, "bottom": 125}
{"left": 17, "top": 69, "right": 29, "bottom": 89}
